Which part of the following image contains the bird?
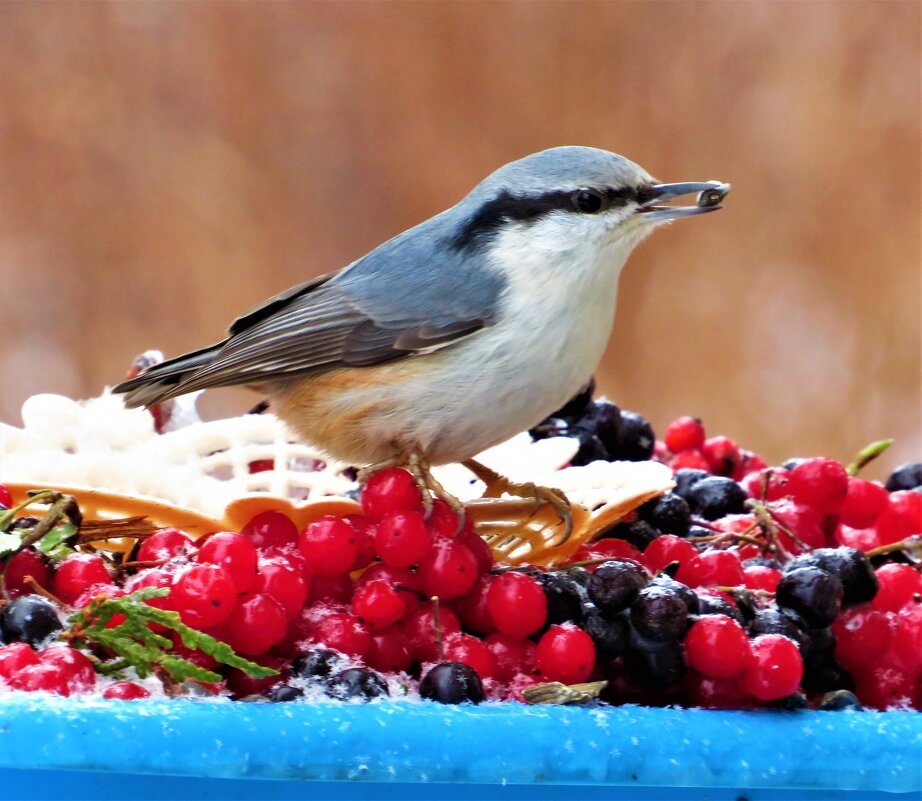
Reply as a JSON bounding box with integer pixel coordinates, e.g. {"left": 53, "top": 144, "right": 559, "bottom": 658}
{"left": 114, "top": 146, "right": 728, "bottom": 524}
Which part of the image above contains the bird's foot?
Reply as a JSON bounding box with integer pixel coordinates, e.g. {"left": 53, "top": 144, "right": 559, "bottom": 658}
{"left": 461, "top": 459, "right": 574, "bottom": 541}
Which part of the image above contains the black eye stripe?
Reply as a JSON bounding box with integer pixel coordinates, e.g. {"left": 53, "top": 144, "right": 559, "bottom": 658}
{"left": 451, "top": 185, "right": 650, "bottom": 252}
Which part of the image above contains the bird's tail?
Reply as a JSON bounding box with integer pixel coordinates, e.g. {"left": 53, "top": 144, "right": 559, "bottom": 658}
{"left": 112, "top": 343, "right": 224, "bottom": 408}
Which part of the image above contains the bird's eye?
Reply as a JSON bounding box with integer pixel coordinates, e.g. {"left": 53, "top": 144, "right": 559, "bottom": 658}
{"left": 572, "top": 189, "right": 607, "bottom": 214}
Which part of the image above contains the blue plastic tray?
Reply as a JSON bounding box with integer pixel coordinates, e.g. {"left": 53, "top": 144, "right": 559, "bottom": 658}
{"left": 1, "top": 694, "right": 919, "bottom": 800}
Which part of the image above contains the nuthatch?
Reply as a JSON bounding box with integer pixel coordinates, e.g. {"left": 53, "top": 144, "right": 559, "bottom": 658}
{"left": 115, "top": 147, "right": 728, "bottom": 488}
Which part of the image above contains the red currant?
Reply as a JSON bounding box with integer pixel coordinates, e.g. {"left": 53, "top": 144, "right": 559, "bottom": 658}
{"left": 171, "top": 564, "right": 237, "bottom": 628}
{"left": 486, "top": 572, "right": 547, "bottom": 638}
{"left": 0, "top": 642, "right": 39, "bottom": 682}
{"left": 450, "top": 574, "right": 496, "bottom": 635}
{"left": 855, "top": 663, "right": 915, "bottom": 710}
{"left": 664, "top": 416, "right": 706, "bottom": 454}
{"left": 873, "top": 564, "right": 921, "bottom": 612}
{"left": 344, "top": 515, "right": 378, "bottom": 570}
{"left": 875, "top": 491, "right": 922, "bottom": 545}
{"left": 137, "top": 528, "right": 194, "bottom": 562}
{"left": 832, "top": 604, "right": 892, "bottom": 671}
{"left": 536, "top": 623, "right": 596, "bottom": 684}
{"left": 360, "top": 468, "right": 424, "bottom": 520}
{"left": 443, "top": 632, "right": 498, "bottom": 680}
{"left": 702, "top": 436, "right": 741, "bottom": 477}
{"left": 676, "top": 548, "right": 744, "bottom": 588}
{"left": 0, "top": 483, "right": 12, "bottom": 508}
{"left": 352, "top": 579, "right": 407, "bottom": 628}
{"left": 839, "top": 478, "right": 889, "bottom": 529}
{"left": 743, "top": 565, "right": 782, "bottom": 592}
{"left": 787, "top": 457, "right": 849, "bottom": 515}
{"left": 683, "top": 615, "right": 750, "bottom": 679}
{"left": 484, "top": 633, "right": 537, "bottom": 682}
{"left": 571, "top": 538, "right": 643, "bottom": 567}
{"left": 224, "top": 593, "right": 288, "bottom": 655}
{"left": 375, "top": 510, "right": 431, "bottom": 567}
{"left": 254, "top": 558, "right": 308, "bottom": 619}
{"left": 9, "top": 663, "right": 72, "bottom": 695}
{"left": 241, "top": 511, "right": 298, "bottom": 551}
{"left": 53, "top": 553, "right": 111, "bottom": 605}
{"left": 38, "top": 645, "right": 96, "bottom": 693}
{"left": 740, "top": 467, "right": 791, "bottom": 502}
{"left": 298, "top": 516, "right": 357, "bottom": 577}
{"left": 308, "top": 611, "right": 373, "bottom": 659}
{"left": 4, "top": 549, "right": 51, "bottom": 599}
{"left": 417, "top": 539, "right": 479, "bottom": 600}
{"left": 367, "top": 624, "right": 413, "bottom": 672}
{"left": 669, "top": 450, "right": 712, "bottom": 473}
{"left": 642, "top": 534, "right": 697, "bottom": 574}
{"left": 357, "top": 563, "right": 422, "bottom": 614}
{"left": 306, "top": 573, "right": 355, "bottom": 604}
{"left": 102, "top": 681, "right": 151, "bottom": 700}
{"left": 403, "top": 605, "right": 461, "bottom": 662}
{"left": 197, "top": 532, "right": 258, "bottom": 594}
{"left": 741, "top": 634, "right": 803, "bottom": 701}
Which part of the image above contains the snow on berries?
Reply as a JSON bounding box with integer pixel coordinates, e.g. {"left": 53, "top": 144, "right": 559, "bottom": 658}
{"left": 0, "top": 390, "right": 920, "bottom": 713}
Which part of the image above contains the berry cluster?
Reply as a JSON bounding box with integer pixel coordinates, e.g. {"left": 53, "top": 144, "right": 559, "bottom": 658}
{"left": 0, "top": 399, "right": 919, "bottom": 710}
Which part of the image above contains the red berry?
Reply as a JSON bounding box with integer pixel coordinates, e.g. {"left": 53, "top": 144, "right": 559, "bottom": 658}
{"left": 740, "top": 467, "right": 791, "bottom": 502}
{"left": 702, "top": 436, "right": 741, "bottom": 477}
{"left": 664, "top": 416, "right": 706, "bottom": 454}
{"left": 171, "top": 564, "right": 238, "bottom": 628}
{"left": 39, "top": 645, "right": 96, "bottom": 693}
{"left": 875, "top": 491, "right": 922, "bottom": 545}
{"left": 426, "top": 499, "right": 466, "bottom": 539}
{"left": 443, "top": 632, "right": 498, "bottom": 680}
{"left": 571, "top": 538, "right": 644, "bottom": 567}
{"left": 855, "top": 663, "right": 915, "bottom": 710}
{"left": 536, "top": 623, "right": 596, "bottom": 684}
{"left": 352, "top": 579, "right": 407, "bottom": 628}
{"left": 197, "top": 532, "right": 258, "bottom": 594}
{"left": 484, "top": 633, "right": 537, "bottom": 682}
{"left": 676, "top": 548, "right": 744, "bottom": 588}
{"left": 0, "top": 642, "right": 39, "bottom": 682}
{"left": 684, "top": 615, "right": 750, "bottom": 679}
{"left": 53, "top": 553, "right": 111, "bottom": 605}
{"left": 375, "top": 511, "right": 431, "bottom": 567}
{"left": 102, "top": 681, "right": 151, "bottom": 700}
{"left": 486, "top": 572, "right": 547, "bottom": 638}
{"left": 124, "top": 567, "right": 175, "bottom": 630}
{"left": 0, "top": 483, "right": 12, "bottom": 508}
{"left": 225, "top": 653, "right": 287, "bottom": 699}
{"left": 4, "top": 549, "right": 51, "bottom": 599}
{"left": 367, "top": 624, "right": 413, "bottom": 672}
{"left": 360, "top": 468, "right": 423, "bottom": 520}
{"left": 787, "top": 457, "right": 849, "bottom": 515}
{"left": 137, "top": 528, "right": 194, "bottom": 562}
{"left": 224, "top": 593, "right": 288, "bottom": 655}
{"left": 170, "top": 630, "right": 219, "bottom": 671}
{"left": 403, "top": 605, "right": 461, "bottom": 662}
{"left": 743, "top": 565, "right": 782, "bottom": 593}
{"left": 833, "top": 604, "right": 892, "bottom": 671}
{"left": 683, "top": 673, "right": 750, "bottom": 709}
{"left": 450, "top": 574, "right": 496, "bottom": 635}
{"left": 839, "top": 478, "right": 889, "bottom": 529}
{"left": 873, "top": 564, "right": 922, "bottom": 612}
{"left": 306, "top": 573, "right": 354, "bottom": 604}
{"left": 418, "top": 539, "right": 479, "bottom": 600}
{"left": 344, "top": 515, "right": 378, "bottom": 571}
{"left": 458, "top": 529, "right": 494, "bottom": 574}
{"left": 733, "top": 451, "right": 767, "bottom": 481}
{"left": 357, "top": 563, "right": 422, "bottom": 614}
{"left": 835, "top": 523, "right": 880, "bottom": 552}
{"left": 73, "top": 584, "right": 127, "bottom": 628}
{"left": 299, "top": 516, "right": 358, "bottom": 577}
{"left": 642, "top": 534, "right": 697, "bottom": 574}
{"left": 9, "top": 663, "right": 72, "bottom": 695}
{"left": 241, "top": 511, "right": 298, "bottom": 551}
{"left": 669, "top": 450, "right": 711, "bottom": 473}
{"left": 741, "top": 634, "right": 803, "bottom": 701}
{"left": 767, "top": 499, "right": 825, "bottom": 552}
{"left": 254, "top": 559, "right": 308, "bottom": 619}
{"left": 889, "top": 603, "right": 922, "bottom": 676}
{"left": 308, "top": 611, "right": 372, "bottom": 659}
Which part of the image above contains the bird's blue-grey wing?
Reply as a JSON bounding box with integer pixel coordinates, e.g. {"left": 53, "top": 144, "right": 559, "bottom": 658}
{"left": 155, "top": 215, "right": 505, "bottom": 394}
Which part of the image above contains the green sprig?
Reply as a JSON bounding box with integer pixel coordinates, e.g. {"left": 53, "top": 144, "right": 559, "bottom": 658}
{"left": 846, "top": 439, "right": 893, "bottom": 477}
{"left": 65, "top": 587, "right": 278, "bottom": 685}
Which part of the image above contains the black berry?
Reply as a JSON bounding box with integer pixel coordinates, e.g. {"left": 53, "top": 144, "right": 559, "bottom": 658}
{"left": 419, "top": 661, "right": 485, "bottom": 704}
{"left": 267, "top": 684, "right": 304, "bottom": 703}
{"left": 786, "top": 547, "right": 877, "bottom": 605}
{"left": 673, "top": 469, "right": 710, "bottom": 501}
{"left": 625, "top": 640, "right": 686, "bottom": 688}
{"left": 637, "top": 493, "right": 691, "bottom": 537}
{"left": 630, "top": 583, "right": 690, "bottom": 642}
{"left": 583, "top": 610, "right": 628, "bottom": 660}
{"left": 819, "top": 689, "right": 862, "bottom": 711}
{"left": 328, "top": 667, "right": 389, "bottom": 700}
{"left": 687, "top": 476, "right": 748, "bottom": 520}
{"left": 776, "top": 567, "right": 843, "bottom": 628}
{"left": 291, "top": 648, "right": 340, "bottom": 682}
{"left": 587, "top": 559, "right": 648, "bottom": 615}
{"left": 0, "top": 595, "right": 62, "bottom": 647}
{"left": 885, "top": 462, "right": 922, "bottom": 492}
{"left": 613, "top": 411, "right": 655, "bottom": 461}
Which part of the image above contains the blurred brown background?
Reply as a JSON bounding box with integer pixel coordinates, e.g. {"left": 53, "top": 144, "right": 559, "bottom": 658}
{"left": 0, "top": 1, "right": 919, "bottom": 478}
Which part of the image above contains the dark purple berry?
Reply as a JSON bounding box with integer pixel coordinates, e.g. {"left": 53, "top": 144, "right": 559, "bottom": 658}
{"left": 587, "top": 559, "right": 648, "bottom": 615}
{"left": 637, "top": 492, "right": 691, "bottom": 536}
{"left": 885, "top": 462, "right": 922, "bottom": 492}
{"left": 673, "top": 469, "right": 710, "bottom": 501}
{"left": 776, "top": 567, "right": 843, "bottom": 628}
{"left": 687, "top": 476, "right": 748, "bottom": 520}
{"left": 328, "top": 667, "right": 389, "bottom": 700}
{"left": 0, "top": 595, "right": 62, "bottom": 648}
{"left": 419, "top": 661, "right": 484, "bottom": 704}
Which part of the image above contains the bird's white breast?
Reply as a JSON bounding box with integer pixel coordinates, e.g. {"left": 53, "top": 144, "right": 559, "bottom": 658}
{"left": 341, "top": 213, "right": 649, "bottom": 464}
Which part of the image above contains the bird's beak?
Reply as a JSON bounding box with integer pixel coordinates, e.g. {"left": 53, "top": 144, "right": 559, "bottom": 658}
{"left": 637, "top": 181, "right": 731, "bottom": 221}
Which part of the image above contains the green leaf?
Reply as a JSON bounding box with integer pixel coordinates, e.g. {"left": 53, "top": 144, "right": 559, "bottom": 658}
{"left": 35, "top": 522, "right": 77, "bottom": 558}
{"left": 158, "top": 655, "right": 222, "bottom": 685}
{"left": 0, "top": 531, "right": 23, "bottom": 559}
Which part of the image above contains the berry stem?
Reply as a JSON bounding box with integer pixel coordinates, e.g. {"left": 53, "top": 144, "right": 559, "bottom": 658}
{"left": 432, "top": 595, "right": 444, "bottom": 662}
{"left": 865, "top": 535, "right": 922, "bottom": 560}
{"left": 845, "top": 439, "right": 893, "bottom": 477}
